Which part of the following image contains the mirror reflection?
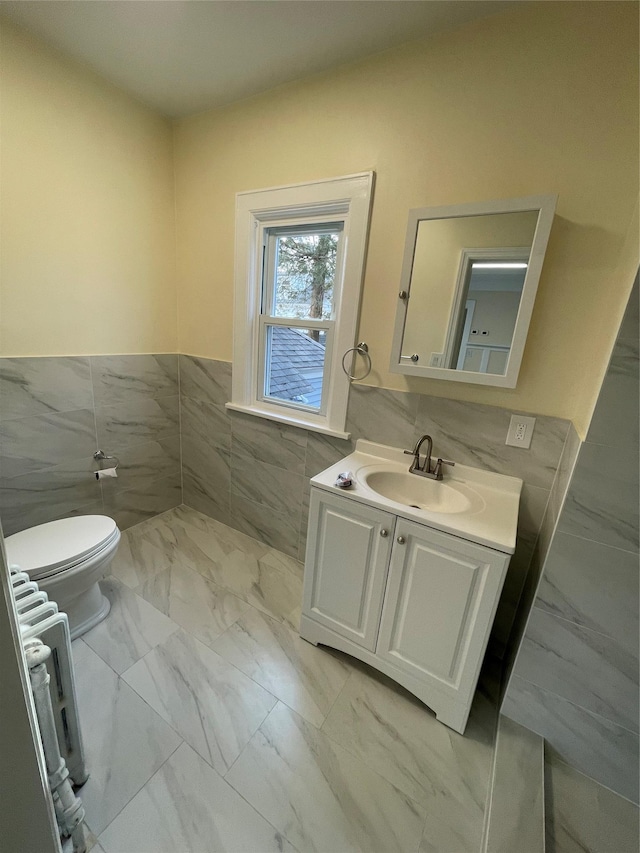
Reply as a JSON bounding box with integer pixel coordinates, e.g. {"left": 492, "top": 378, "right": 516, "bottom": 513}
{"left": 401, "top": 211, "right": 538, "bottom": 376}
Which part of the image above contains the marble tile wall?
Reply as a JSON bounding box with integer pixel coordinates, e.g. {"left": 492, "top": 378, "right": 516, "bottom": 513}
{"left": 502, "top": 274, "right": 639, "bottom": 803}
{"left": 178, "top": 354, "right": 572, "bottom": 656}
{"left": 0, "top": 354, "right": 182, "bottom": 535}
{"left": 0, "top": 349, "right": 576, "bottom": 661}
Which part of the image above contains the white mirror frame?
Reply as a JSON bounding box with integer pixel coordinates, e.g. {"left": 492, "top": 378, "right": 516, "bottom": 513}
{"left": 390, "top": 194, "right": 557, "bottom": 388}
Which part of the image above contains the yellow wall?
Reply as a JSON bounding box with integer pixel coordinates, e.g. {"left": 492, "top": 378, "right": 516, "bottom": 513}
{"left": 174, "top": 1, "right": 639, "bottom": 436}
{"left": 0, "top": 20, "right": 177, "bottom": 356}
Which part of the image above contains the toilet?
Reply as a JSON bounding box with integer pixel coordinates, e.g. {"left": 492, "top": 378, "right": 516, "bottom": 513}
{"left": 5, "top": 515, "right": 121, "bottom": 640}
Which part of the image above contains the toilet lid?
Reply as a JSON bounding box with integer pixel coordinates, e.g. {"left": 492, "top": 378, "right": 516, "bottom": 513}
{"left": 5, "top": 516, "right": 119, "bottom": 578}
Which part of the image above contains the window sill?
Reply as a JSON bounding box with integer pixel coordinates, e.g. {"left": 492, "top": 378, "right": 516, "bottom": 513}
{"left": 225, "top": 402, "right": 351, "bottom": 440}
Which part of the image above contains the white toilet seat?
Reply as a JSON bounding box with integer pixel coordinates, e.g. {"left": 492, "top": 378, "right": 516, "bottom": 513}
{"left": 5, "top": 515, "right": 119, "bottom": 580}
{"left": 5, "top": 515, "right": 121, "bottom": 639}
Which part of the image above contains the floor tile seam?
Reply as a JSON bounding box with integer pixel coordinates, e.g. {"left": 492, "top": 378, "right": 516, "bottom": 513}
{"left": 118, "top": 647, "right": 203, "bottom": 748}
{"left": 478, "top": 708, "right": 511, "bottom": 853}
{"left": 175, "top": 505, "right": 271, "bottom": 557}
{"left": 182, "top": 557, "right": 299, "bottom": 623}
{"left": 214, "top": 596, "right": 297, "bottom": 649}
{"left": 93, "top": 737, "right": 185, "bottom": 843}
{"left": 545, "top": 751, "right": 640, "bottom": 808}
{"left": 110, "top": 557, "right": 174, "bottom": 590}
{"left": 157, "top": 588, "right": 251, "bottom": 654}
{"left": 154, "top": 508, "right": 303, "bottom": 582}
{"left": 258, "top": 547, "right": 305, "bottom": 581}
{"left": 219, "top": 744, "right": 303, "bottom": 853}
{"left": 209, "top": 608, "right": 350, "bottom": 730}
{"left": 120, "top": 621, "right": 282, "bottom": 751}
{"left": 82, "top": 633, "right": 133, "bottom": 683}
{"left": 183, "top": 565, "right": 258, "bottom": 611}
{"left": 214, "top": 691, "right": 281, "bottom": 784}
{"left": 116, "top": 511, "right": 175, "bottom": 536}
{"left": 510, "top": 674, "right": 640, "bottom": 738}
{"left": 109, "top": 574, "right": 183, "bottom": 637}
{"left": 133, "top": 555, "right": 236, "bottom": 602}
{"left": 318, "top": 668, "right": 357, "bottom": 735}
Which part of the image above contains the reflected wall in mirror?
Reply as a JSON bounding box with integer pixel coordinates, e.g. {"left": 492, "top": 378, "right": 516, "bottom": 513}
{"left": 390, "top": 196, "right": 557, "bottom": 388}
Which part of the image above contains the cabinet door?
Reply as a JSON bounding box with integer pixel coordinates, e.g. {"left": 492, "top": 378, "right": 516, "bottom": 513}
{"left": 303, "top": 490, "right": 395, "bottom": 651}
{"left": 377, "top": 519, "right": 509, "bottom": 697}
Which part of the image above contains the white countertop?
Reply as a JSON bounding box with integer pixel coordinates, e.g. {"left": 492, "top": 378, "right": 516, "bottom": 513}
{"left": 310, "top": 440, "right": 523, "bottom": 554}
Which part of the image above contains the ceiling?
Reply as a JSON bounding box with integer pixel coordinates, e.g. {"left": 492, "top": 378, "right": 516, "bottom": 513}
{"left": 0, "top": 0, "right": 514, "bottom": 118}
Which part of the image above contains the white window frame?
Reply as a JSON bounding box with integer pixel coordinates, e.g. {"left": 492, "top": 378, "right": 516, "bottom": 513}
{"left": 227, "top": 172, "right": 374, "bottom": 438}
{"left": 258, "top": 221, "right": 344, "bottom": 417}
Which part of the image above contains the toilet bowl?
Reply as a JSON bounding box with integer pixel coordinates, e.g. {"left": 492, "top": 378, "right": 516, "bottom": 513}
{"left": 5, "top": 515, "right": 121, "bottom": 640}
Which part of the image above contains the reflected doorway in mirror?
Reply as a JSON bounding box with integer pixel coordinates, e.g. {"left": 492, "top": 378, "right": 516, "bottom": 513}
{"left": 390, "top": 194, "right": 557, "bottom": 388}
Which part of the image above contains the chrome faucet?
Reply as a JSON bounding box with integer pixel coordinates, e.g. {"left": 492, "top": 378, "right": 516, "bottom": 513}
{"left": 404, "top": 434, "right": 455, "bottom": 480}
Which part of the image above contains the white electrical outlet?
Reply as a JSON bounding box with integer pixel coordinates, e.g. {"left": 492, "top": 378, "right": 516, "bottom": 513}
{"left": 506, "top": 414, "right": 536, "bottom": 449}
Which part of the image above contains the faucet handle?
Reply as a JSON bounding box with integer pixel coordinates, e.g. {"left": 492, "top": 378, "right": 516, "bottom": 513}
{"left": 433, "top": 458, "right": 455, "bottom": 479}
{"left": 403, "top": 449, "right": 415, "bottom": 456}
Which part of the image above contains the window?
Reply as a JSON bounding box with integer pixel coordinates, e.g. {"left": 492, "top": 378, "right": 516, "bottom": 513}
{"left": 228, "top": 173, "right": 374, "bottom": 437}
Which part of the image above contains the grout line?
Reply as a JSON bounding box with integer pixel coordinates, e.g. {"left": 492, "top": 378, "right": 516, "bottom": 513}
{"left": 530, "top": 603, "right": 634, "bottom": 645}
{"left": 318, "top": 667, "right": 354, "bottom": 734}
{"left": 553, "top": 526, "right": 638, "bottom": 554}
{"left": 177, "top": 355, "right": 184, "bottom": 507}
{"left": 540, "top": 729, "right": 546, "bottom": 853}
{"left": 545, "top": 747, "right": 640, "bottom": 807}
{"left": 218, "top": 712, "right": 299, "bottom": 849}
{"left": 219, "top": 699, "right": 278, "bottom": 783}
{"left": 94, "top": 738, "right": 185, "bottom": 841}
{"left": 550, "top": 528, "right": 639, "bottom": 557}
{"left": 480, "top": 709, "right": 504, "bottom": 853}
{"left": 507, "top": 674, "right": 639, "bottom": 738}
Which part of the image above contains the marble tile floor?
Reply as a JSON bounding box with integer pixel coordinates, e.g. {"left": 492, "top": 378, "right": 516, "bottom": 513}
{"left": 545, "top": 753, "right": 639, "bottom": 853}
{"left": 71, "top": 504, "right": 501, "bottom": 853}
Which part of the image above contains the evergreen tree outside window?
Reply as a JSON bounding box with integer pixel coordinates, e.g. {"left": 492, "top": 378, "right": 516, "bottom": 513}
{"left": 260, "top": 224, "right": 342, "bottom": 413}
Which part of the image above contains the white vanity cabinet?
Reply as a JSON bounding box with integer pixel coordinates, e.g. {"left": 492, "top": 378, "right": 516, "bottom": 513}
{"left": 300, "top": 488, "right": 511, "bottom": 734}
{"left": 301, "top": 489, "right": 396, "bottom": 651}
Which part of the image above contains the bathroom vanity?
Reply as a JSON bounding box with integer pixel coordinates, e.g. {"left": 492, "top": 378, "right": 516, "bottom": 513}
{"left": 300, "top": 440, "right": 522, "bottom": 734}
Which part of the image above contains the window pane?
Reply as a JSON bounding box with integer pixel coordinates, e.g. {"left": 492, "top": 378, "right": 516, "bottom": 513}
{"left": 264, "top": 325, "right": 327, "bottom": 411}
{"left": 270, "top": 229, "right": 340, "bottom": 320}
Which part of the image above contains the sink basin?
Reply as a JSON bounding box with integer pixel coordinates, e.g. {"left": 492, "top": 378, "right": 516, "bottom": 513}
{"left": 310, "top": 439, "right": 523, "bottom": 553}
{"left": 362, "top": 468, "right": 484, "bottom": 515}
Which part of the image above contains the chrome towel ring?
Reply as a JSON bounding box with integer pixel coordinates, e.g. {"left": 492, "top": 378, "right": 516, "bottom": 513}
{"left": 93, "top": 449, "right": 120, "bottom": 470}
{"left": 341, "top": 342, "right": 372, "bottom": 381}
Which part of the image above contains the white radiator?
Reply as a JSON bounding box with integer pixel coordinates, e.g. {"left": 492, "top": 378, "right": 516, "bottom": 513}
{"left": 10, "top": 567, "right": 88, "bottom": 786}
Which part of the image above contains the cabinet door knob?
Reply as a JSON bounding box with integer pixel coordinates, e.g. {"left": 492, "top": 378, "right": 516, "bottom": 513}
{"left": 380, "top": 528, "right": 388, "bottom": 537}
{"left": 397, "top": 535, "right": 406, "bottom": 544}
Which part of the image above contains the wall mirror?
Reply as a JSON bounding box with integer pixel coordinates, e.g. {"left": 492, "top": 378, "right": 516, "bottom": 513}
{"left": 390, "top": 195, "right": 557, "bottom": 387}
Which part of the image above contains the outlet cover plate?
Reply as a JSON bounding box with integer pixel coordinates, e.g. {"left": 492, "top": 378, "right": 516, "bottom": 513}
{"left": 506, "top": 414, "right": 536, "bottom": 449}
